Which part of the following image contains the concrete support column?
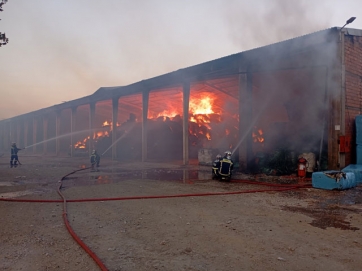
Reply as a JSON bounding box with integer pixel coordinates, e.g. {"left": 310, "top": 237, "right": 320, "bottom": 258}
{"left": 89, "top": 102, "right": 96, "bottom": 154}
{"left": 112, "top": 97, "right": 119, "bottom": 160}
{"left": 142, "top": 91, "right": 149, "bottom": 162}
{"left": 182, "top": 82, "right": 190, "bottom": 165}
{"left": 43, "top": 116, "right": 48, "bottom": 154}
{"left": 339, "top": 31, "right": 346, "bottom": 169}
{"left": 0, "top": 123, "right": 4, "bottom": 151}
{"left": 4, "top": 122, "right": 10, "bottom": 151}
{"left": 238, "top": 73, "right": 250, "bottom": 171}
{"left": 10, "top": 121, "right": 15, "bottom": 144}
{"left": 1, "top": 123, "right": 6, "bottom": 151}
{"left": 245, "top": 73, "right": 254, "bottom": 170}
{"left": 70, "top": 107, "right": 77, "bottom": 157}
{"left": 33, "top": 117, "right": 37, "bottom": 154}
{"left": 55, "top": 111, "right": 61, "bottom": 156}
{"left": 328, "top": 33, "right": 344, "bottom": 170}
{"left": 16, "top": 121, "right": 21, "bottom": 148}
{"left": 24, "top": 121, "right": 28, "bottom": 153}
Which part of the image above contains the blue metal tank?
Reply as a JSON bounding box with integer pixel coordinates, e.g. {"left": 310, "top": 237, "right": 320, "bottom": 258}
{"left": 312, "top": 171, "right": 357, "bottom": 190}
{"left": 342, "top": 164, "right": 362, "bottom": 184}
{"left": 356, "top": 115, "right": 362, "bottom": 145}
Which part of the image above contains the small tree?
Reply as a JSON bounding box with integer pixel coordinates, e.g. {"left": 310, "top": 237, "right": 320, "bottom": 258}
{"left": 0, "top": 0, "right": 9, "bottom": 47}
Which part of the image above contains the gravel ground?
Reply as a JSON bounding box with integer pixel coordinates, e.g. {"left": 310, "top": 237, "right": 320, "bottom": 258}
{"left": 0, "top": 156, "right": 361, "bottom": 271}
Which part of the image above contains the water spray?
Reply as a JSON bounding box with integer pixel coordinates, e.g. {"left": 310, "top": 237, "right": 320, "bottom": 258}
{"left": 231, "top": 109, "right": 264, "bottom": 155}
{"left": 101, "top": 123, "right": 137, "bottom": 156}
{"left": 24, "top": 129, "right": 100, "bottom": 149}
{"left": 231, "top": 93, "right": 273, "bottom": 156}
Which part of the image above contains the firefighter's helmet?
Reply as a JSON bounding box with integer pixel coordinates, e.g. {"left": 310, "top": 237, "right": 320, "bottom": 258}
{"left": 11, "top": 142, "right": 16, "bottom": 147}
{"left": 92, "top": 150, "right": 96, "bottom": 154}
{"left": 216, "top": 154, "right": 222, "bottom": 160}
{"left": 224, "top": 150, "right": 232, "bottom": 159}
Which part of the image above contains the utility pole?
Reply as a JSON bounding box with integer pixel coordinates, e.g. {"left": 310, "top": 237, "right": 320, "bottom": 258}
{"left": 0, "top": 0, "right": 9, "bottom": 47}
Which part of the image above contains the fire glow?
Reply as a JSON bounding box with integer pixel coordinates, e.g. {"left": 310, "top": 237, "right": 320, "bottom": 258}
{"left": 150, "top": 93, "right": 219, "bottom": 142}
{"left": 73, "top": 93, "right": 220, "bottom": 150}
{"left": 102, "top": 120, "right": 120, "bottom": 130}
{"left": 74, "top": 130, "right": 110, "bottom": 150}
{"left": 252, "top": 127, "right": 264, "bottom": 143}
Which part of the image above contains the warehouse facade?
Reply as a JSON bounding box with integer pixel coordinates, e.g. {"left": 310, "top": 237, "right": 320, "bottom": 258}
{"left": 1, "top": 27, "right": 362, "bottom": 172}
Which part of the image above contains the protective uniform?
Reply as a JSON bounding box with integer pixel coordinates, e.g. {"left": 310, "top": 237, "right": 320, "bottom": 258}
{"left": 212, "top": 154, "right": 222, "bottom": 179}
{"left": 218, "top": 151, "right": 234, "bottom": 179}
{"left": 90, "top": 150, "right": 101, "bottom": 170}
{"left": 10, "top": 143, "right": 23, "bottom": 168}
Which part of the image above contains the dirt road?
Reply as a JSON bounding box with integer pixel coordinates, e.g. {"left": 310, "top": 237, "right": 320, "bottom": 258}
{"left": 1, "top": 156, "right": 361, "bottom": 271}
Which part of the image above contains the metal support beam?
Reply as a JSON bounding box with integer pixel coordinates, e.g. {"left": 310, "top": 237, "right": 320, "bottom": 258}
{"left": 10, "top": 121, "right": 14, "bottom": 144}
{"left": 183, "top": 82, "right": 190, "bottom": 165}
{"left": 4, "top": 122, "right": 10, "bottom": 151}
{"left": 112, "top": 97, "right": 119, "bottom": 160}
{"left": 33, "top": 117, "right": 37, "bottom": 154}
{"left": 55, "top": 112, "right": 61, "bottom": 156}
{"left": 245, "top": 73, "right": 254, "bottom": 170}
{"left": 204, "top": 82, "right": 238, "bottom": 100}
{"left": 0, "top": 123, "right": 4, "bottom": 151}
{"left": 70, "top": 107, "right": 77, "bottom": 157}
{"left": 89, "top": 102, "right": 96, "bottom": 154}
{"left": 142, "top": 91, "right": 149, "bottom": 162}
{"left": 43, "top": 116, "right": 48, "bottom": 154}
{"left": 238, "top": 73, "right": 249, "bottom": 171}
{"left": 24, "top": 121, "right": 28, "bottom": 153}
{"left": 16, "top": 121, "right": 21, "bottom": 149}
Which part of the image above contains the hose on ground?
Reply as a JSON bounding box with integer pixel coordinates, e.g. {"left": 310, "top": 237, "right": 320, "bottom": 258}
{"left": 0, "top": 170, "right": 311, "bottom": 271}
{"left": 56, "top": 167, "right": 109, "bottom": 271}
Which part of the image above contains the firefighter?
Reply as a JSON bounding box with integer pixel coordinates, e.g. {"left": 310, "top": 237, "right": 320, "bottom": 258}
{"left": 10, "top": 142, "right": 24, "bottom": 168}
{"left": 218, "top": 150, "right": 234, "bottom": 180}
{"left": 212, "top": 154, "right": 222, "bottom": 179}
{"left": 90, "top": 150, "right": 101, "bottom": 171}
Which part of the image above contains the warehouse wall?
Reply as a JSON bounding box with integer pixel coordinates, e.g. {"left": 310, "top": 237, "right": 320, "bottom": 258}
{"left": 344, "top": 34, "right": 362, "bottom": 165}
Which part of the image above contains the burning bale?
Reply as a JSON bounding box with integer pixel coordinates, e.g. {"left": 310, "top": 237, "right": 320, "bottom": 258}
{"left": 96, "top": 91, "right": 240, "bottom": 162}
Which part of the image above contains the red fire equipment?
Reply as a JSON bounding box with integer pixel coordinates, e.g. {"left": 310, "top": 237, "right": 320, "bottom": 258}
{"left": 297, "top": 157, "right": 308, "bottom": 177}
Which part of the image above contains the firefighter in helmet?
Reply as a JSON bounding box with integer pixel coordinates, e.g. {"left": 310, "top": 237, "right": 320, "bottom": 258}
{"left": 212, "top": 154, "right": 222, "bottom": 179}
{"left": 10, "top": 142, "right": 24, "bottom": 168}
{"left": 218, "top": 150, "right": 234, "bottom": 179}
{"left": 90, "top": 150, "right": 101, "bottom": 171}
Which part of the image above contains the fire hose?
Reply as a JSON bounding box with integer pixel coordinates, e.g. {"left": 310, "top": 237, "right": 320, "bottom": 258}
{"left": 0, "top": 169, "right": 312, "bottom": 270}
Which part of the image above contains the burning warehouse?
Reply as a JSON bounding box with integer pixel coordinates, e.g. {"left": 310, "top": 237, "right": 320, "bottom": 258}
{"left": 1, "top": 26, "right": 362, "bottom": 174}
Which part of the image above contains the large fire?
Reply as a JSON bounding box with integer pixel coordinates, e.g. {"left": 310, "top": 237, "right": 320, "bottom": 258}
{"left": 73, "top": 93, "right": 225, "bottom": 150}
{"left": 102, "top": 120, "right": 120, "bottom": 130}
{"left": 73, "top": 130, "right": 110, "bottom": 150}
{"left": 149, "top": 93, "right": 220, "bottom": 142}
{"left": 189, "top": 96, "right": 215, "bottom": 114}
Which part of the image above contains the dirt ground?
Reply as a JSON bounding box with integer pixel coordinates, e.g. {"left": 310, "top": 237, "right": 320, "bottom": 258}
{"left": 0, "top": 155, "right": 361, "bottom": 271}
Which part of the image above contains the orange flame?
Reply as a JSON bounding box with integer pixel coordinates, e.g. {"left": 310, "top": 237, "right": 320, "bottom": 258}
{"left": 189, "top": 96, "right": 214, "bottom": 115}
{"left": 74, "top": 136, "right": 90, "bottom": 149}
{"left": 74, "top": 121, "right": 112, "bottom": 149}
{"left": 102, "top": 120, "right": 111, "bottom": 126}
{"left": 252, "top": 128, "right": 264, "bottom": 143}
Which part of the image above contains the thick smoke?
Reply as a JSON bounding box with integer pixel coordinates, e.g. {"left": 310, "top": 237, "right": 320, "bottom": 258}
{"left": 222, "top": 0, "right": 331, "bottom": 51}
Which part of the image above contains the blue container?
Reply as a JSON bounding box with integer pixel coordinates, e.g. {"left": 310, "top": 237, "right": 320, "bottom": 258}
{"left": 342, "top": 164, "right": 362, "bottom": 184}
{"left": 357, "top": 145, "right": 362, "bottom": 165}
{"left": 356, "top": 115, "right": 362, "bottom": 145}
{"left": 312, "top": 171, "right": 356, "bottom": 190}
